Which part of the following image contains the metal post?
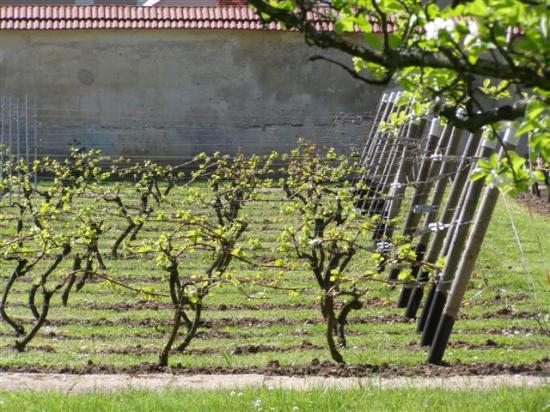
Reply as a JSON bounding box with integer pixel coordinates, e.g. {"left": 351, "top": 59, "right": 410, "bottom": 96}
{"left": 16, "top": 97, "right": 21, "bottom": 202}
{"left": 33, "top": 96, "right": 38, "bottom": 185}
{"left": 403, "top": 126, "right": 464, "bottom": 318}
{"left": 8, "top": 97, "right": 13, "bottom": 205}
{"left": 367, "top": 100, "right": 412, "bottom": 219}
{"left": 416, "top": 130, "right": 482, "bottom": 333}
{"left": 357, "top": 93, "right": 389, "bottom": 171}
{"left": 0, "top": 96, "right": 4, "bottom": 200}
{"left": 388, "top": 117, "right": 443, "bottom": 282}
{"left": 428, "top": 127, "right": 520, "bottom": 364}
{"left": 395, "top": 122, "right": 452, "bottom": 303}
{"left": 356, "top": 93, "right": 398, "bottom": 212}
{"left": 380, "top": 118, "right": 427, "bottom": 241}
{"left": 25, "top": 95, "right": 30, "bottom": 166}
{"left": 420, "top": 130, "right": 498, "bottom": 346}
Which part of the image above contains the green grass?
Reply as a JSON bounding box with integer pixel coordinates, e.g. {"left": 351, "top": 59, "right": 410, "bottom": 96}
{"left": 0, "top": 387, "right": 548, "bottom": 412}
{"left": 0, "top": 184, "right": 549, "bottom": 370}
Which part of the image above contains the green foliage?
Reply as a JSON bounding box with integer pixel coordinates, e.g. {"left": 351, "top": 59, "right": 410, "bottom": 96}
{"left": 150, "top": 151, "right": 278, "bottom": 366}
{"left": 276, "top": 141, "right": 434, "bottom": 363}
{"left": 0, "top": 150, "right": 109, "bottom": 351}
{"left": 249, "top": 0, "right": 550, "bottom": 191}
{"left": 0, "top": 167, "right": 548, "bottom": 370}
{"left": 471, "top": 128, "right": 544, "bottom": 196}
{"left": 0, "top": 144, "right": 529, "bottom": 368}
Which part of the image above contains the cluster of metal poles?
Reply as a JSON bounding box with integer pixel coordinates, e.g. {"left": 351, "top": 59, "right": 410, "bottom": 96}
{"left": 354, "top": 92, "right": 522, "bottom": 363}
{"left": 0, "top": 96, "right": 39, "bottom": 203}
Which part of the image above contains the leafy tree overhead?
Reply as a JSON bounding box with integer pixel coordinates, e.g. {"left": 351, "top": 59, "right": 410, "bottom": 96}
{"left": 248, "top": 0, "right": 549, "bottom": 190}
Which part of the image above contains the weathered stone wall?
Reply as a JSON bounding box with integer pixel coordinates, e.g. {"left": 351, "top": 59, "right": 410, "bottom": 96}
{"left": 0, "top": 29, "right": 383, "bottom": 161}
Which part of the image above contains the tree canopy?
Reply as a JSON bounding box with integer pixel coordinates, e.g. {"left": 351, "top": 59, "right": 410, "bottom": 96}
{"left": 248, "top": 0, "right": 549, "bottom": 191}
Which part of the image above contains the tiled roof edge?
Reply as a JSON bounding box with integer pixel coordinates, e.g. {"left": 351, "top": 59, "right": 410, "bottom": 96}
{"left": 0, "top": 5, "right": 386, "bottom": 32}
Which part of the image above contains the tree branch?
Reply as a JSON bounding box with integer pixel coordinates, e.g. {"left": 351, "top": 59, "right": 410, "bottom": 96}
{"left": 309, "top": 55, "right": 393, "bottom": 85}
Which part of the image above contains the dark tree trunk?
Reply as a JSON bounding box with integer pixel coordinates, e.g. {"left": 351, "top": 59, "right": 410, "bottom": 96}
{"left": 130, "top": 222, "right": 144, "bottom": 241}
{"left": 159, "top": 305, "right": 183, "bottom": 367}
{"left": 0, "top": 260, "right": 28, "bottom": 335}
{"left": 323, "top": 295, "right": 344, "bottom": 363}
{"left": 62, "top": 255, "right": 82, "bottom": 306}
{"left": 28, "top": 284, "right": 41, "bottom": 321}
{"left": 336, "top": 299, "right": 362, "bottom": 348}
{"left": 15, "top": 291, "right": 53, "bottom": 352}
{"left": 112, "top": 222, "right": 136, "bottom": 258}
{"left": 175, "top": 303, "right": 202, "bottom": 353}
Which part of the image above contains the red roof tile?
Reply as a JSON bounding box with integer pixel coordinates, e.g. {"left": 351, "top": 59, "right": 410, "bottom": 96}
{"left": 0, "top": 5, "right": 378, "bottom": 32}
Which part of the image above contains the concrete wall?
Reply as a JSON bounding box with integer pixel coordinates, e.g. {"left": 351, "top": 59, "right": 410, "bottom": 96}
{"left": 0, "top": 30, "right": 383, "bottom": 162}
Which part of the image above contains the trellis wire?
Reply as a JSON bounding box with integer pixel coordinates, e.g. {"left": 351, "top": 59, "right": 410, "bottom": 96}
{"left": 0, "top": 96, "right": 38, "bottom": 204}
{"left": 501, "top": 195, "right": 548, "bottom": 335}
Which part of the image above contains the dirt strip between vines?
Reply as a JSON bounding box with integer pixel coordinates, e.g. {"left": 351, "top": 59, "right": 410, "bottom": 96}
{"left": 0, "top": 373, "right": 548, "bottom": 392}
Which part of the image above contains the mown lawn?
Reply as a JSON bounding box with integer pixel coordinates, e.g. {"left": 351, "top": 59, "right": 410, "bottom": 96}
{"left": 0, "top": 387, "right": 548, "bottom": 412}
{"left": 0, "top": 184, "right": 548, "bottom": 371}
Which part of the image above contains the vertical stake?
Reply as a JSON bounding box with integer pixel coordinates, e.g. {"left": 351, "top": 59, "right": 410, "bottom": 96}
{"left": 356, "top": 92, "right": 398, "bottom": 212}
{"left": 0, "top": 96, "right": 4, "bottom": 200}
{"left": 357, "top": 93, "right": 389, "bottom": 174}
{"left": 34, "top": 96, "right": 38, "bottom": 185}
{"left": 16, "top": 97, "right": 21, "bottom": 202}
{"left": 25, "top": 95, "right": 30, "bottom": 167}
{"left": 8, "top": 97, "right": 13, "bottom": 205}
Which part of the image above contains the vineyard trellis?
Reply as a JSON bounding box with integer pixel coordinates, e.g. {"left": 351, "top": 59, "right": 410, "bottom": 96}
{"left": 0, "top": 91, "right": 539, "bottom": 367}
{"left": 353, "top": 92, "right": 527, "bottom": 363}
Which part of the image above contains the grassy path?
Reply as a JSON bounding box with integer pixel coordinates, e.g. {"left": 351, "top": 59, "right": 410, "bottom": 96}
{"left": 0, "top": 372, "right": 547, "bottom": 392}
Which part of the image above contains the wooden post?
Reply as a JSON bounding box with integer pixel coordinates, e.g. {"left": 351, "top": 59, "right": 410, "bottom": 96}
{"left": 389, "top": 118, "right": 443, "bottom": 283}
{"left": 356, "top": 92, "right": 400, "bottom": 212}
{"left": 357, "top": 92, "right": 389, "bottom": 173}
{"left": 368, "top": 95, "right": 404, "bottom": 194}
{"left": 363, "top": 92, "right": 398, "bottom": 176}
{"left": 403, "top": 126, "right": 464, "bottom": 318}
{"left": 367, "top": 100, "right": 412, "bottom": 219}
{"left": 376, "top": 118, "right": 426, "bottom": 242}
{"left": 428, "top": 126, "right": 520, "bottom": 364}
{"left": 420, "top": 130, "right": 497, "bottom": 346}
{"left": 415, "top": 130, "right": 482, "bottom": 332}
{"left": 0, "top": 96, "right": 4, "bottom": 200}
{"left": 395, "top": 123, "right": 454, "bottom": 305}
